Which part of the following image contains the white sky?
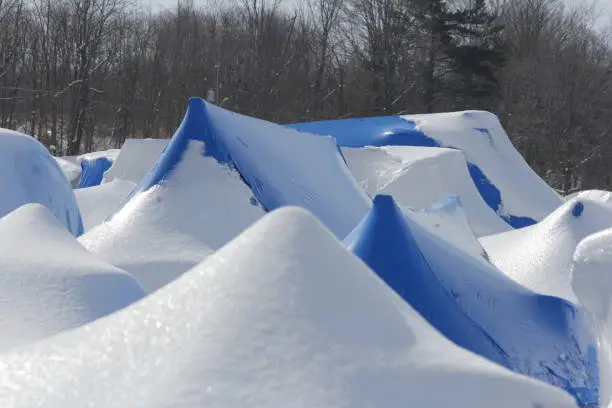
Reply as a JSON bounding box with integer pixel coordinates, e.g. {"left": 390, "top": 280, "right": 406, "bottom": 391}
{"left": 142, "top": 0, "right": 612, "bottom": 29}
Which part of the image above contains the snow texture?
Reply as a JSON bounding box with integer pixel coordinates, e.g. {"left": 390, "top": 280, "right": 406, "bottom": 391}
{"left": 103, "top": 138, "right": 168, "bottom": 184}
{"left": 344, "top": 195, "right": 511, "bottom": 368}
{"left": 0, "top": 207, "right": 578, "bottom": 408}
{"left": 0, "top": 203, "right": 144, "bottom": 352}
{"left": 0, "top": 128, "right": 83, "bottom": 236}
{"left": 128, "top": 98, "right": 371, "bottom": 238}
{"left": 341, "top": 145, "right": 510, "bottom": 236}
{"left": 80, "top": 140, "right": 264, "bottom": 292}
{"left": 408, "top": 195, "right": 491, "bottom": 263}
{"left": 572, "top": 228, "right": 612, "bottom": 408}
{"left": 288, "top": 111, "right": 561, "bottom": 228}
{"left": 481, "top": 197, "right": 612, "bottom": 304}
{"left": 405, "top": 201, "right": 597, "bottom": 404}
{"left": 54, "top": 156, "right": 81, "bottom": 183}
{"left": 74, "top": 179, "right": 137, "bottom": 232}
{"left": 401, "top": 111, "right": 562, "bottom": 224}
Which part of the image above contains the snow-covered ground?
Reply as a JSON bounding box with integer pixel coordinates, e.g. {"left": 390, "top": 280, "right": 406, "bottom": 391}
{"left": 0, "top": 204, "right": 144, "bottom": 351}
{"left": 0, "top": 208, "right": 578, "bottom": 408}
{"left": 3, "top": 99, "right": 612, "bottom": 407}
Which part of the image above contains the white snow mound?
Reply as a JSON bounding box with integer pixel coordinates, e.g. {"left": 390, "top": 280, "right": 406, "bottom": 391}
{"left": 481, "top": 197, "right": 612, "bottom": 303}
{"left": 572, "top": 228, "right": 612, "bottom": 408}
{"left": 75, "top": 179, "right": 137, "bottom": 232}
{"left": 0, "top": 128, "right": 82, "bottom": 236}
{"left": 79, "top": 140, "right": 264, "bottom": 292}
{"left": 401, "top": 111, "right": 562, "bottom": 221}
{"left": 0, "top": 203, "right": 144, "bottom": 351}
{"left": 103, "top": 138, "right": 169, "bottom": 184}
{"left": 342, "top": 145, "right": 510, "bottom": 236}
{"left": 0, "top": 207, "right": 577, "bottom": 408}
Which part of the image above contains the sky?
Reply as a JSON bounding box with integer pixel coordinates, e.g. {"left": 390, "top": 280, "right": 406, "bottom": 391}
{"left": 143, "top": 0, "right": 612, "bottom": 30}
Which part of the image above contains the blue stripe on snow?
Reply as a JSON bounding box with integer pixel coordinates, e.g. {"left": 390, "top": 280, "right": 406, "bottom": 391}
{"left": 76, "top": 157, "right": 113, "bottom": 188}
{"left": 344, "top": 194, "right": 512, "bottom": 369}
{"left": 287, "top": 117, "right": 536, "bottom": 229}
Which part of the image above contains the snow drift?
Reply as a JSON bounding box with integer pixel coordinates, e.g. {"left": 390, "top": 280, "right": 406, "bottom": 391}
{"left": 133, "top": 98, "right": 370, "bottom": 238}
{"left": 102, "top": 138, "right": 168, "bottom": 184}
{"left": 288, "top": 111, "right": 562, "bottom": 228}
{"left": 341, "top": 145, "right": 510, "bottom": 236}
{"left": 357, "top": 197, "right": 598, "bottom": 404}
{"left": 0, "top": 208, "right": 578, "bottom": 408}
{"left": 408, "top": 195, "right": 491, "bottom": 262}
{"left": 74, "top": 179, "right": 137, "bottom": 232}
{"left": 0, "top": 128, "right": 83, "bottom": 236}
{"left": 572, "top": 228, "right": 612, "bottom": 408}
{"left": 345, "top": 195, "right": 510, "bottom": 368}
{"left": 80, "top": 100, "right": 268, "bottom": 292}
{"left": 0, "top": 204, "right": 144, "bottom": 351}
{"left": 481, "top": 197, "right": 612, "bottom": 304}
{"left": 80, "top": 140, "right": 264, "bottom": 292}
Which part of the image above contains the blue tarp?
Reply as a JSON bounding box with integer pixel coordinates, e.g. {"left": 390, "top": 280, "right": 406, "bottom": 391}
{"left": 287, "top": 117, "right": 536, "bottom": 229}
{"left": 344, "top": 194, "right": 511, "bottom": 369}
{"left": 128, "top": 98, "right": 369, "bottom": 238}
{"left": 76, "top": 157, "right": 113, "bottom": 189}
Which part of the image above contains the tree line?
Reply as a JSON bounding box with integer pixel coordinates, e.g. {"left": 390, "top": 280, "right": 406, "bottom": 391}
{"left": 0, "top": 0, "right": 610, "bottom": 193}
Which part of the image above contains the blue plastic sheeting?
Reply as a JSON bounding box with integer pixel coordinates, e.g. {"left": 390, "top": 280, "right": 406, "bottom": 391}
{"left": 402, "top": 206, "right": 598, "bottom": 405}
{"left": 344, "top": 195, "right": 511, "bottom": 369}
{"left": 128, "top": 98, "right": 370, "bottom": 238}
{"left": 287, "top": 117, "right": 537, "bottom": 229}
{"left": 77, "top": 157, "right": 113, "bottom": 189}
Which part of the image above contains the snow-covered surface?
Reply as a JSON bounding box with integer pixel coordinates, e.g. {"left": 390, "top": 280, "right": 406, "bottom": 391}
{"left": 54, "top": 156, "right": 81, "bottom": 183}
{"left": 0, "top": 128, "right": 83, "bottom": 236}
{"left": 202, "top": 101, "right": 371, "bottom": 238}
{"left": 401, "top": 111, "right": 563, "bottom": 222}
{"left": 80, "top": 140, "right": 264, "bottom": 292}
{"left": 572, "top": 228, "right": 612, "bottom": 408}
{"left": 103, "top": 138, "right": 168, "bottom": 184}
{"left": 0, "top": 204, "right": 144, "bottom": 352}
{"left": 345, "top": 195, "right": 510, "bottom": 368}
{"left": 481, "top": 197, "right": 612, "bottom": 304}
{"left": 342, "top": 145, "right": 510, "bottom": 236}
{"left": 406, "top": 202, "right": 597, "bottom": 403}
{"left": 77, "top": 149, "right": 121, "bottom": 163}
{"left": 74, "top": 179, "right": 136, "bottom": 232}
{"left": 0, "top": 208, "right": 578, "bottom": 408}
{"left": 407, "top": 195, "right": 490, "bottom": 262}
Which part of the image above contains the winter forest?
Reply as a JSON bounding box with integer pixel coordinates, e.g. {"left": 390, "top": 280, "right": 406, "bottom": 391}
{"left": 0, "top": 0, "right": 609, "bottom": 193}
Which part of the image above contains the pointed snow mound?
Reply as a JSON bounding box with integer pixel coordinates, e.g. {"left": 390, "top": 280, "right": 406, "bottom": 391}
{"left": 0, "top": 207, "right": 577, "bottom": 408}
{"left": 74, "top": 179, "right": 136, "bottom": 232}
{"left": 342, "top": 145, "right": 510, "bottom": 236}
{"left": 481, "top": 197, "right": 612, "bottom": 304}
{"left": 572, "top": 228, "right": 612, "bottom": 408}
{"left": 344, "top": 195, "right": 510, "bottom": 368}
{"left": 406, "top": 204, "right": 598, "bottom": 404}
{"left": 102, "top": 138, "right": 169, "bottom": 184}
{"left": 80, "top": 100, "right": 264, "bottom": 292}
{"left": 0, "top": 128, "right": 83, "bottom": 236}
{"left": 0, "top": 203, "right": 144, "bottom": 351}
{"left": 200, "top": 98, "right": 371, "bottom": 238}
